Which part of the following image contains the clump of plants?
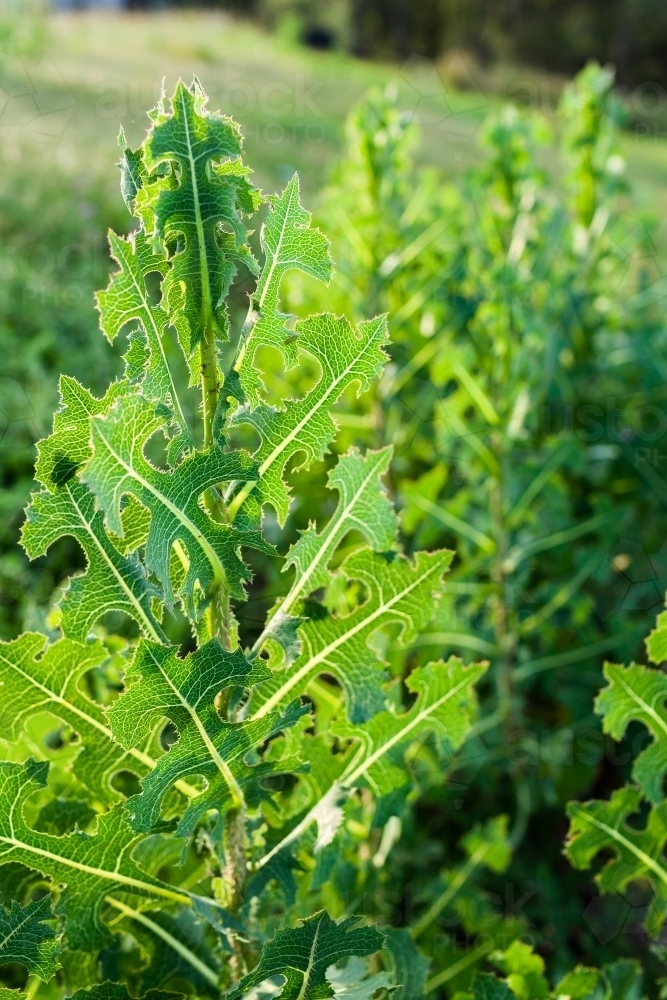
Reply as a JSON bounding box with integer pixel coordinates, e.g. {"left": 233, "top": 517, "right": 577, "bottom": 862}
{"left": 2, "top": 72, "right": 667, "bottom": 1000}
{"left": 283, "top": 64, "right": 667, "bottom": 983}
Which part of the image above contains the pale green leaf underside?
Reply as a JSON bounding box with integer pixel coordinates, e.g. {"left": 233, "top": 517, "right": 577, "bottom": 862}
{"left": 237, "top": 173, "right": 332, "bottom": 406}
{"left": 252, "top": 547, "right": 453, "bottom": 723}
{"left": 0, "top": 633, "right": 151, "bottom": 805}
{"left": 232, "top": 313, "right": 389, "bottom": 525}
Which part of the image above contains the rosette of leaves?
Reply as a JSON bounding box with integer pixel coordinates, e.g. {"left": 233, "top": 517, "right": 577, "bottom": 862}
{"left": 0, "top": 77, "right": 492, "bottom": 999}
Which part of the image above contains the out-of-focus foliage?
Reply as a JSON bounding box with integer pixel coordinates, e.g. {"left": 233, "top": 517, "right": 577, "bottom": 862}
{"left": 282, "top": 62, "right": 667, "bottom": 985}
{"left": 240, "top": 0, "right": 667, "bottom": 92}
{"left": 0, "top": 160, "right": 126, "bottom": 640}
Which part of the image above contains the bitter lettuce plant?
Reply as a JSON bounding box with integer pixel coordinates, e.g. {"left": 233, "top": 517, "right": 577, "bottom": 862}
{"left": 0, "top": 78, "right": 492, "bottom": 999}
{"left": 282, "top": 65, "right": 667, "bottom": 981}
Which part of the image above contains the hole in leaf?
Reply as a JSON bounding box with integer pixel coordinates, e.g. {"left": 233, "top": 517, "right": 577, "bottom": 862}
{"left": 143, "top": 269, "right": 163, "bottom": 307}
{"left": 110, "top": 770, "right": 142, "bottom": 798}
{"left": 160, "top": 721, "right": 179, "bottom": 752}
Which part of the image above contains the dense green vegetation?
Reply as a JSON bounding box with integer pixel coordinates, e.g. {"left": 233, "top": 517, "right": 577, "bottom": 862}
{"left": 2, "top": 10, "right": 667, "bottom": 999}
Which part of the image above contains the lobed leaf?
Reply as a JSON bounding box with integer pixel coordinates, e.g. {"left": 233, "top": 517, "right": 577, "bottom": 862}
{"left": 333, "top": 658, "right": 486, "bottom": 797}
{"left": 224, "top": 911, "right": 384, "bottom": 1000}
{"left": 595, "top": 662, "right": 667, "bottom": 804}
{"left": 35, "top": 376, "right": 124, "bottom": 492}
{"left": 22, "top": 481, "right": 165, "bottom": 644}
{"left": 0, "top": 759, "right": 196, "bottom": 950}
{"left": 566, "top": 785, "right": 667, "bottom": 936}
{"left": 107, "top": 639, "right": 306, "bottom": 838}
{"left": 264, "top": 445, "right": 397, "bottom": 663}
{"left": 251, "top": 548, "right": 453, "bottom": 723}
{"left": 235, "top": 174, "right": 332, "bottom": 407}
{"left": 96, "top": 230, "right": 192, "bottom": 461}
{"left": 0, "top": 895, "right": 59, "bottom": 982}
{"left": 82, "top": 394, "right": 268, "bottom": 611}
{"left": 0, "top": 633, "right": 149, "bottom": 804}
{"left": 231, "top": 313, "right": 389, "bottom": 525}
{"left": 139, "top": 78, "right": 261, "bottom": 352}
{"left": 256, "top": 658, "right": 484, "bottom": 867}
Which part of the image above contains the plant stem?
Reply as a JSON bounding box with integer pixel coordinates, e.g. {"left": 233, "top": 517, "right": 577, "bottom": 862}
{"left": 410, "top": 842, "right": 489, "bottom": 939}
{"left": 105, "top": 896, "right": 220, "bottom": 987}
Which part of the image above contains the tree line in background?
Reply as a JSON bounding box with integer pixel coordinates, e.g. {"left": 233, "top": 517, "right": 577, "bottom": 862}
{"left": 198, "top": 0, "right": 667, "bottom": 91}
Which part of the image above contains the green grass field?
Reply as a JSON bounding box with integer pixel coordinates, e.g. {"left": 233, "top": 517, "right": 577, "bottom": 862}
{"left": 4, "top": 8, "right": 666, "bottom": 231}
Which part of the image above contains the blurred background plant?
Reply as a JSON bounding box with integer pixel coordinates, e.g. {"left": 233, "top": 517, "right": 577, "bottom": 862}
{"left": 279, "top": 63, "right": 667, "bottom": 984}
{"left": 0, "top": 0, "right": 46, "bottom": 61}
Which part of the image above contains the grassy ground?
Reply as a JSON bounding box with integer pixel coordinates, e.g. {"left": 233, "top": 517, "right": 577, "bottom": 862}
{"left": 2, "top": 10, "right": 665, "bottom": 249}
{"left": 3, "top": 12, "right": 665, "bottom": 196}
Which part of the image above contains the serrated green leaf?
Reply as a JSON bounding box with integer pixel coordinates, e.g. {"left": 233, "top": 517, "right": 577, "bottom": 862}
{"left": 469, "top": 973, "right": 515, "bottom": 1000}
{"left": 22, "top": 481, "right": 166, "bottom": 644}
{"left": 0, "top": 895, "right": 59, "bottom": 982}
{"left": 107, "top": 639, "right": 306, "bottom": 837}
{"left": 262, "top": 446, "right": 397, "bottom": 662}
{"left": 595, "top": 662, "right": 667, "bottom": 804}
{"left": 230, "top": 313, "right": 389, "bottom": 525}
{"left": 252, "top": 548, "right": 453, "bottom": 723}
{"left": 235, "top": 174, "right": 331, "bottom": 407}
{"left": 35, "top": 376, "right": 125, "bottom": 491}
{"left": 566, "top": 785, "right": 667, "bottom": 936}
{"left": 224, "top": 911, "right": 384, "bottom": 1000}
{"left": 139, "top": 78, "right": 261, "bottom": 353}
{"left": 0, "top": 633, "right": 151, "bottom": 805}
{"left": 384, "top": 929, "right": 429, "bottom": 1000}
{"left": 333, "top": 658, "right": 485, "bottom": 796}
{"left": 284, "top": 446, "right": 396, "bottom": 602}
{"left": 70, "top": 984, "right": 183, "bottom": 1000}
{"left": 82, "top": 393, "right": 267, "bottom": 610}
{"left": 96, "top": 230, "right": 192, "bottom": 461}
{"left": 257, "top": 658, "right": 484, "bottom": 868}
{"left": 0, "top": 759, "right": 198, "bottom": 950}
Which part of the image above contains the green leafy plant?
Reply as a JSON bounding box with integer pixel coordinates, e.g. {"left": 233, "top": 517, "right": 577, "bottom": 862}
{"left": 565, "top": 605, "right": 667, "bottom": 940}
{"left": 0, "top": 78, "right": 492, "bottom": 999}
{"left": 282, "top": 65, "right": 667, "bottom": 983}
